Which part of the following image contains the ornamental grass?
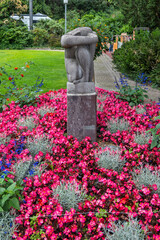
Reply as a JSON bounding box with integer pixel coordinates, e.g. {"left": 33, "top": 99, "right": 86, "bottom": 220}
{"left": 0, "top": 87, "right": 159, "bottom": 240}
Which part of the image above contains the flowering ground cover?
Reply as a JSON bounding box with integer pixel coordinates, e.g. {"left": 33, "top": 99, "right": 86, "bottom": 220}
{"left": 0, "top": 88, "right": 160, "bottom": 239}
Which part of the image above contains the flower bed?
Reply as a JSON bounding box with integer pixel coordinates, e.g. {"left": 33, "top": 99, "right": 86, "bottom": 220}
{"left": 0, "top": 88, "right": 160, "bottom": 239}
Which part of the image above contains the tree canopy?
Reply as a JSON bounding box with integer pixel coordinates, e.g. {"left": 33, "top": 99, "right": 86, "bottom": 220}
{"left": 115, "top": 0, "right": 160, "bottom": 30}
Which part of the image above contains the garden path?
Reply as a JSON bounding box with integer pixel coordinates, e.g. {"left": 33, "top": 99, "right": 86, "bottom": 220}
{"left": 94, "top": 53, "right": 160, "bottom": 103}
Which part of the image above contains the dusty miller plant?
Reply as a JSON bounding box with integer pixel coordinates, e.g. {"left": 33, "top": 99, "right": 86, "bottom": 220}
{"left": 17, "top": 116, "right": 37, "bottom": 131}
{"left": 104, "top": 217, "right": 146, "bottom": 240}
{"left": 107, "top": 118, "right": 130, "bottom": 134}
{"left": 97, "top": 148, "right": 125, "bottom": 173}
{"left": 0, "top": 133, "right": 11, "bottom": 145}
{"left": 37, "top": 106, "right": 55, "bottom": 118}
{"left": 13, "top": 159, "right": 45, "bottom": 181}
{"left": 134, "top": 131, "right": 152, "bottom": 145}
{"left": 0, "top": 212, "right": 17, "bottom": 240}
{"left": 132, "top": 167, "right": 160, "bottom": 195}
{"left": 25, "top": 135, "right": 53, "bottom": 157}
{"left": 52, "top": 181, "right": 86, "bottom": 211}
{"left": 136, "top": 107, "right": 146, "bottom": 115}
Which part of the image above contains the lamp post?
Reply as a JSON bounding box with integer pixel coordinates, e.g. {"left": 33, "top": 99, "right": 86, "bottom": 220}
{"left": 64, "top": 0, "right": 68, "bottom": 33}
{"left": 29, "top": 0, "right": 33, "bottom": 30}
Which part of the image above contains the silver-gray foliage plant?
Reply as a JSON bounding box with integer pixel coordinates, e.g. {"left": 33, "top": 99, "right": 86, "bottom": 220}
{"left": 134, "top": 131, "right": 152, "bottom": 145}
{"left": 108, "top": 118, "right": 130, "bottom": 134}
{"left": 37, "top": 106, "right": 55, "bottom": 117}
{"left": 132, "top": 167, "right": 160, "bottom": 195}
{"left": 97, "top": 148, "right": 125, "bottom": 172}
{"left": 104, "top": 217, "right": 146, "bottom": 240}
{"left": 0, "top": 212, "right": 17, "bottom": 240}
{"left": 26, "top": 135, "right": 53, "bottom": 157}
{"left": 13, "top": 159, "right": 46, "bottom": 181}
{"left": 52, "top": 181, "right": 86, "bottom": 211}
{"left": 17, "top": 116, "right": 37, "bottom": 131}
{"left": 0, "top": 133, "right": 11, "bottom": 146}
{"left": 136, "top": 107, "right": 146, "bottom": 115}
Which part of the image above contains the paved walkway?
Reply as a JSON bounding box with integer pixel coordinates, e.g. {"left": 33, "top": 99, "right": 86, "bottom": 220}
{"left": 94, "top": 53, "right": 160, "bottom": 103}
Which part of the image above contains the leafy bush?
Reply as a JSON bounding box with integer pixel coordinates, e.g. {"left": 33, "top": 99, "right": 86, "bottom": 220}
{"left": 104, "top": 217, "right": 146, "bottom": 240}
{"left": 0, "top": 172, "right": 23, "bottom": 211}
{"left": 107, "top": 118, "right": 130, "bottom": 133}
{"left": 33, "top": 19, "right": 64, "bottom": 48}
{"left": 113, "top": 29, "right": 160, "bottom": 87}
{"left": 0, "top": 19, "right": 33, "bottom": 49}
{"left": 32, "top": 28, "right": 49, "bottom": 47}
{"left": 0, "top": 211, "right": 17, "bottom": 240}
{"left": 134, "top": 132, "right": 152, "bottom": 145}
{"left": 52, "top": 181, "right": 86, "bottom": 211}
{"left": 132, "top": 167, "right": 160, "bottom": 195}
{"left": 97, "top": 148, "right": 125, "bottom": 172}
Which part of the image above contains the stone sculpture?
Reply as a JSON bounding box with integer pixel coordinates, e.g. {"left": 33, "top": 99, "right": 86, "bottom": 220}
{"left": 61, "top": 27, "right": 98, "bottom": 142}
{"left": 61, "top": 27, "right": 98, "bottom": 85}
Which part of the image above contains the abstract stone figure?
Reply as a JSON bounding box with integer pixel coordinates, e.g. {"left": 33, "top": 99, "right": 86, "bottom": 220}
{"left": 61, "top": 27, "right": 98, "bottom": 142}
{"left": 61, "top": 27, "right": 98, "bottom": 84}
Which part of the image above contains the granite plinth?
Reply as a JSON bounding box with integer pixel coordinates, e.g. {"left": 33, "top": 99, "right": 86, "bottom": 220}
{"left": 67, "top": 82, "right": 95, "bottom": 94}
{"left": 67, "top": 92, "right": 97, "bottom": 142}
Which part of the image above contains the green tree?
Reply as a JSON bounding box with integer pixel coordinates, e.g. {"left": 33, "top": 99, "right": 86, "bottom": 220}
{"left": 115, "top": 0, "right": 160, "bottom": 29}
{"left": 0, "top": 0, "right": 27, "bottom": 21}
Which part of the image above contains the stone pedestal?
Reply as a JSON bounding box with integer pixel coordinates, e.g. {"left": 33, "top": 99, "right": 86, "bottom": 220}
{"left": 67, "top": 82, "right": 97, "bottom": 142}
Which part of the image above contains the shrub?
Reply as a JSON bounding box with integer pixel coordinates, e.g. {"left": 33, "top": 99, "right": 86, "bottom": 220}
{"left": 32, "top": 28, "right": 49, "bottom": 47}
{"left": 113, "top": 29, "right": 160, "bottom": 87}
{"left": 104, "top": 217, "right": 146, "bottom": 240}
{"left": 25, "top": 135, "right": 53, "bottom": 157}
{"left": 97, "top": 148, "right": 125, "bottom": 172}
{"left": 33, "top": 19, "right": 64, "bottom": 48}
{"left": 0, "top": 19, "right": 33, "bottom": 49}
{"left": 132, "top": 167, "right": 160, "bottom": 195}
{"left": 134, "top": 131, "right": 152, "bottom": 145}
{"left": 52, "top": 181, "right": 86, "bottom": 211}
{"left": 0, "top": 212, "right": 17, "bottom": 240}
{"left": 107, "top": 118, "right": 130, "bottom": 133}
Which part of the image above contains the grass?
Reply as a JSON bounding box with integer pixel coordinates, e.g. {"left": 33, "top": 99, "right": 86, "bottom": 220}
{"left": 0, "top": 50, "right": 67, "bottom": 92}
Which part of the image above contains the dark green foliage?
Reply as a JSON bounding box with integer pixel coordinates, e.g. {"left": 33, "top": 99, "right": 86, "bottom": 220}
{"left": 115, "top": 0, "right": 160, "bottom": 30}
{"left": 113, "top": 29, "right": 160, "bottom": 87}
{"left": 0, "top": 20, "right": 33, "bottom": 49}
{"left": 147, "top": 115, "right": 160, "bottom": 149}
{"left": 0, "top": 172, "right": 23, "bottom": 212}
{"left": 33, "top": 19, "right": 64, "bottom": 47}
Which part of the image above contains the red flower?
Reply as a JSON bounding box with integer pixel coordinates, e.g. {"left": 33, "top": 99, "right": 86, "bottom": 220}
{"left": 8, "top": 77, "right": 12, "bottom": 81}
{"left": 21, "top": 74, "right": 24, "bottom": 77}
{"left": 14, "top": 67, "right": 18, "bottom": 70}
{"left": 6, "top": 98, "right": 9, "bottom": 101}
{"left": 26, "top": 65, "right": 29, "bottom": 68}
{"left": 0, "top": 73, "right": 2, "bottom": 76}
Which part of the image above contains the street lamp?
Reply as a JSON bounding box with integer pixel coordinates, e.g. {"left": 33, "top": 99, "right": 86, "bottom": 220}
{"left": 29, "top": 0, "right": 33, "bottom": 30}
{"left": 63, "top": 0, "right": 68, "bottom": 33}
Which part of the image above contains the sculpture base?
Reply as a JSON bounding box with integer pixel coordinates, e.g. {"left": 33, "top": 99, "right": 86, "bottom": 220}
{"left": 67, "top": 92, "right": 97, "bottom": 142}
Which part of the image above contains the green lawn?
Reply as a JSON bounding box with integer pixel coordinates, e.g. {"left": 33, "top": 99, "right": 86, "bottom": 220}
{"left": 0, "top": 50, "right": 67, "bottom": 93}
